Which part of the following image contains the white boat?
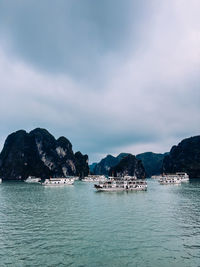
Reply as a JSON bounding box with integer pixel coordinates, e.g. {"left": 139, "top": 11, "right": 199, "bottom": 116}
{"left": 66, "top": 176, "right": 79, "bottom": 181}
{"left": 82, "top": 175, "right": 107, "bottom": 182}
{"left": 0, "top": 178, "right": 2, "bottom": 184}
{"left": 81, "top": 176, "right": 94, "bottom": 182}
{"left": 151, "top": 175, "right": 163, "bottom": 179}
{"left": 159, "top": 176, "right": 181, "bottom": 185}
{"left": 42, "top": 177, "right": 74, "bottom": 186}
{"left": 25, "top": 176, "right": 41, "bottom": 183}
{"left": 94, "top": 177, "right": 147, "bottom": 192}
{"left": 159, "top": 172, "right": 189, "bottom": 184}
{"left": 123, "top": 175, "right": 137, "bottom": 180}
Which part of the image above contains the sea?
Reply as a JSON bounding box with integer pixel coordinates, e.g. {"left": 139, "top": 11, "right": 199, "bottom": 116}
{"left": 0, "top": 179, "right": 200, "bottom": 267}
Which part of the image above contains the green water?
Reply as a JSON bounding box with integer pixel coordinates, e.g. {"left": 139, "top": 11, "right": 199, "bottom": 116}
{"left": 0, "top": 179, "right": 200, "bottom": 267}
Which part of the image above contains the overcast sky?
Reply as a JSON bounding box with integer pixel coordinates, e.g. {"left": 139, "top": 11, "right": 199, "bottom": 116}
{"left": 0, "top": 0, "right": 200, "bottom": 162}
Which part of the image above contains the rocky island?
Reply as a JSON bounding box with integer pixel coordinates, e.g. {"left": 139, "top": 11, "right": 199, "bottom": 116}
{"left": 109, "top": 154, "right": 146, "bottom": 178}
{"left": 91, "top": 152, "right": 166, "bottom": 178}
{"left": 0, "top": 128, "right": 89, "bottom": 180}
{"left": 91, "top": 153, "right": 130, "bottom": 175}
{"left": 162, "top": 135, "right": 200, "bottom": 178}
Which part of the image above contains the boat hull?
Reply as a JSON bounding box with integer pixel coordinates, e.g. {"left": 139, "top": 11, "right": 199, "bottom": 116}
{"left": 42, "top": 181, "right": 74, "bottom": 186}
{"left": 95, "top": 188, "right": 147, "bottom": 192}
{"left": 180, "top": 178, "right": 189, "bottom": 182}
{"left": 42, "top": 183, "right": 74, "bottom": 186}
{"left": 159, "top": 180, "right": 181, "bottom": 185}
{"left": 94, "top": 185, "right": 147, "bottom": 192}
{"left": 25, "top": 179, "right": 41, "bottom": 183}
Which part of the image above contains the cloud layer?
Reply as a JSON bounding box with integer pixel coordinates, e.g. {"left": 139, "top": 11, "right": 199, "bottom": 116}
{"left": 0, "top": 0, "right": 200, "bottom": 162}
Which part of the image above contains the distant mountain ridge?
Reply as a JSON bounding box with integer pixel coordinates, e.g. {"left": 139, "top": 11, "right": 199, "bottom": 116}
{"left": 2, "top": 129, "right": 199, "bottom": 180}
{"left": 90, "top": 153, "right": 145, "bottom": 179}
{"left": 0, "top": 128, "right": 89, "bottom": 180}
{"left": 91, "top": 133, "right": 200, "bottom": 179}
{"left": 91, "top": 153, "right": 130, "bottom": 175}
{"left": 89, "top": 162, "right": 97, "bottom": 173}
{"left": 162, "top": 135, "right": 200, "bottom": 178}
{"left": 136, "top": 152, "right": 168, "bottom": 177}
{"left": 90, "top": 152, "right": 167, "bottom": 177}
{"left": 109, "top": 154, "right": 146, "bottom": 179}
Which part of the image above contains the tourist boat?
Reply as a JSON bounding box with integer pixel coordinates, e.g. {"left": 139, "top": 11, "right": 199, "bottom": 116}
{"left": 82, "top": 177, "right": 94, "bottom": 182}
{"left": 82, "top": 175, "right": 107, "bottom": 182}
{"left": 151, "top": 175, "right": 163, "bottom": 179}
{"left": 159, "top": 176, "right": 181, "bottom": 185}
{"left": 159, "top": 172, "right": 189, "bottom": 184}
{"left": 65, "top": 176, "right": 79, "bottom": 181}
{"left": 42, "top": 177, "right": 74, "bottom": 186}
{"left": 25, "top": 176, "right": 41, "bottom": 183}
{"left": 123, "top": 175, "right": 137, "bottom": 180}
{"left": 94, "top": 177, "right": 147, "bottom": 192}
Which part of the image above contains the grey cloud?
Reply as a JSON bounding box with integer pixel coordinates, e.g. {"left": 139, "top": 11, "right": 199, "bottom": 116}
{"left": 0, "top": 0, "right": 200, "bottom": 163}
{"left": 0, "top": 0, "right": 147, "bottom": 81}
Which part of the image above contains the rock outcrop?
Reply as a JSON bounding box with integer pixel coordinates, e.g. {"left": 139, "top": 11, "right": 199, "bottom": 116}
{"left": 74, "top": 152, "right": 89, "bottom": 178}
{"left": 162, "top": 135, "right": 200, "bottom": 178}
{"left": 109, "top": 154, "right": 146, "bottom": 179}
{"left": 91, "top": 153, "right": 130, "bottom": 175}
{"left": 0, "top": 128, "right": 89, "bottom": 180}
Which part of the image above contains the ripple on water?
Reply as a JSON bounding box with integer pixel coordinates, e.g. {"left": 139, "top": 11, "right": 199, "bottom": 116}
{"left": 0, "top": 180, "right": 200, "bottom": 266}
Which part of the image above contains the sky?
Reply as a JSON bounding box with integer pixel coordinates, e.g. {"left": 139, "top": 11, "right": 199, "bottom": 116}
{"left": 0, "top": 0, "right": 200, "bottom": 163}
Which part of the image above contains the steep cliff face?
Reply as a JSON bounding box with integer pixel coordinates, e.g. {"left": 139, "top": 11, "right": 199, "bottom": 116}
{"left": 162, "top": 136, "right": 200, "bottom": 178}
{"left": 93, "top": 155, "right": 118, "bottom": 175}
{"left": 109, "top": 154, "right": 146, "bottom": 179}
{"left": 136, "top": 152, "right": 167, "bottom": 177}
{"left": 0, "top": 128, "right": 89, "bottom": 180}
{"left": 75, "top": 152, "right": 89, "bottom": 178}
{"left": 92, "top": 153, "right": 130, "bottom": 175}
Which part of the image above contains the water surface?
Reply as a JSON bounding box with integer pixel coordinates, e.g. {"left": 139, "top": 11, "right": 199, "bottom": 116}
{"left": 0, "top": 179, "right": 200, "bottom": 266}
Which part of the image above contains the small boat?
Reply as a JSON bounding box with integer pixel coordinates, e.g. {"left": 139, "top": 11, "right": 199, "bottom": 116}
{"left": 42, "top": 177, "right": 74, "bottom": 186}
{"left": 159, "top": 172, "right": 189, "bottom": 184}
{"left": 82, "top": 177, "right": 94, "bottom": 182}
{"left": 151, "top": 175, "right": 163, "bottom": 179}
{"left": 94, "top": 177, "right": 147, "bottom": 192}
{"left": 82, "top": 175, "right": 107, "bottom": 182}
{"left": 123, "top": 175, "right": 137, "bottom": 180}
{"left": 65, "top": 176, "right": 79, "bottom": 181}
{"left": 0, "top": 178, "right": 2, "bottom": 184}
{"left": 25, "top": 176, "right": 41, "bottom": 183}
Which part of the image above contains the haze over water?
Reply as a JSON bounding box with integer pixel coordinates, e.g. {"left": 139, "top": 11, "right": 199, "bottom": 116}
{"left": 0, "top": 179, "right": 200, "bottom": 267}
